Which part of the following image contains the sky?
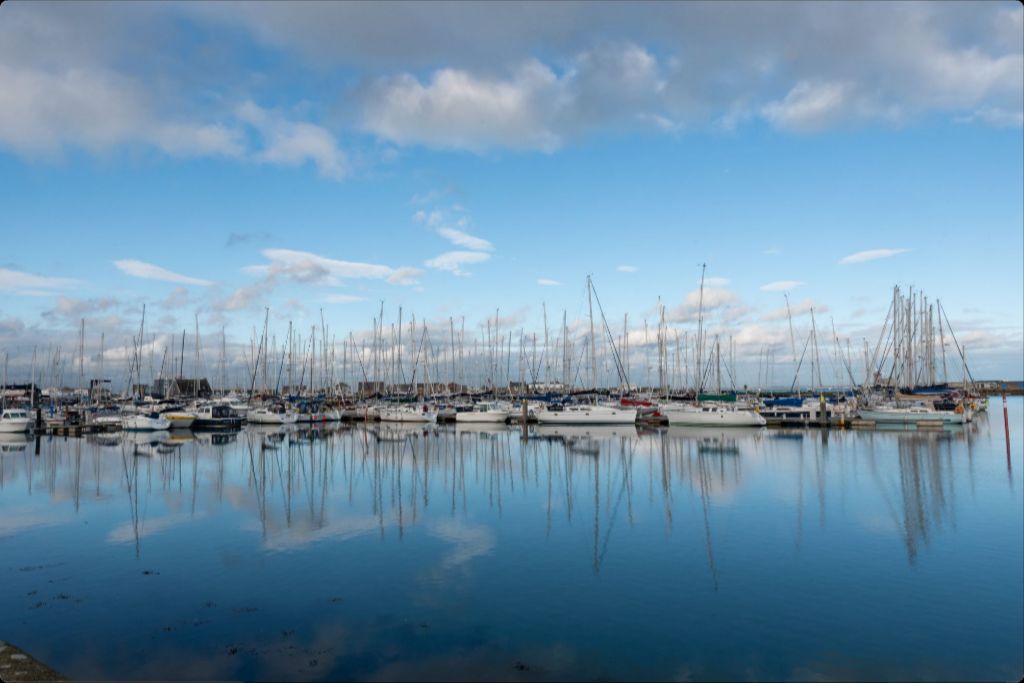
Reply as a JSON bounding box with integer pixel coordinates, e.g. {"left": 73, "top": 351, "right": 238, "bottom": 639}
{"left": 0, "top": 0, "right": 1021, "bottom": 389}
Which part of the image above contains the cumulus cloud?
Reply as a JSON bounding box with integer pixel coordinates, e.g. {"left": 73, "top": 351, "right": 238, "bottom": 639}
{"left": 42, "top": 296, "right": 119, "bottom": 319}
{"left": 762, "top": 297, "right": 828, "bottom": 322}
{"left": 237, "top": 101, "right": 347, "bottom": 180}
{"left": 667, "top": 287, "right": 740, "bottom": 323}
{"left": 361, "top": 61, "right": 565, "bottom": 152}
{"left": 424, "top": 250, "right": 491, "bottom": 276}
{"left": 839, "top": 248, "right": 910, "bottom": 264}
{"left": 760, "top": 280, "right": 804, "bottom": 292}
{"left": 114, "top": 259, "right": 213, "bottom": 286}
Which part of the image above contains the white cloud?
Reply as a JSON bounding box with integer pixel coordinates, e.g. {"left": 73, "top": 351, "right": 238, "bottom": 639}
{"left": 762, "top": 297, "right": 828, "bottom": 322}
{"left": 424, "top": 250, "right": 491, "bottom": 276}
{"left": 760, "top": 280, "right": 804, "bottom": 292}
{"left": 237, "top": 101, "right": 347, "bottom": 180}
{"left": 324, "top": 294, "right": 365, "bottom": 304}
{"left": 438, "top": 227, "right": 494, "bottom": 251}
{"left": 703, "top": 276, "right": 730, "bottom": 287}
{"left": 362, "top": 61, "right": 564, "bottom": 152}
{"left": 839, "top": 248, "right": 910, "bottom": 264}
{"left": 0, "top": 267, "right": 81, "bottom": 293}
{"left": 617, "top": 265, "right": 637, "bottom": 273}
{"left": 537, "top": 278, "right": 562, "bottom": 286}
{"left": 764, "top": 247, "right": 782, "bottom": 255}
{"left": 0, "top": 64, "right": 246, "bottom": 159}
{"left": 761, "top": 80, "right": 853, "bottom": 131}
{"left": 249, "top": 248, "right": 419, "bottom": 286}
{"left": 114, "top": 259, "right": 213, "bottom": 286}
{"left": 667, "top": 287, "right": 740, "bottom": 322}
{"left": 387, "top": 267, "right": 423, "bottom": 286}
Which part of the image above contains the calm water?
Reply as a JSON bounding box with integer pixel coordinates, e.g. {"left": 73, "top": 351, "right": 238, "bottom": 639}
{"left": 1, "top": 401, "right": 1022, "bottom": 682}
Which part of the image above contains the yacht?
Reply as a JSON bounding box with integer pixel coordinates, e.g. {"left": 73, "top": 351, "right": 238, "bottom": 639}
{"left": 858, "top": 403, "right": 968, "bottom": 425}
{"left": 0, "top": 408, "right": 33, "bottom": 433}
{"left": 378, "top": 404, "right": 438, "bottom": 423}
{"left": 248, "top": 403, "right": 298, "bottom": 425}
{"left": 122, "top": 412, "right": 171, "bottom": 431}
{"left": 455, "top": 401, "right": 510, "bottom": 424}
{"left": 660, "top": 402, "right": 766, "bottom": 427}
{"left": 532, "top": 403, "right": 637, "bottom": 425}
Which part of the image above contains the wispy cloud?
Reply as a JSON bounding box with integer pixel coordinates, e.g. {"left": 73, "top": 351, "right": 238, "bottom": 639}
{"left": 839, "top": 248, "right": 910, "bottom": 264}
{"left": 760, "top": 280, "right": 804, "bottom": 291}
{"left": 424, "top": 250, "right": 491, "bottom": 276}
{"left": 537, "top": 278, "right": 561, "bottom": 286}
{"left": 438, "top": 227, "right": 493, "bottom": 252}
{"left": 764, "top": 247, "right": 782, "bottom": 255}
{"left": 0, "top": 267, "right": 81, "bottom": 293}
{"left": 226, "top": 231, "right": 272, "bottom": 247}
{"left": 245, "top": 248, "right": 420, "bottom": 286}
{"left": 617, "top": 265, "right": 637, "bottom": 273}
{"left": 324, "top": 294, "right": 366, "bottom": 304}
{"left": 114, "top": 259, "right": 213, "bottom": 286}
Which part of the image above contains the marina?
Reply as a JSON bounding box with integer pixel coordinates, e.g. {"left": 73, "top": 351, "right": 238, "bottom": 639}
{"left": 0, "top": 404, "right": 1020, "bottom": 681}
{"left": 1, "top": 2, "right": 1021, "bottom": 680}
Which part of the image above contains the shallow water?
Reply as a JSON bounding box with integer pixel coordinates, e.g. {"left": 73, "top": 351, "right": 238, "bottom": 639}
{"left": 1, "top": 400, "right": 1022, "bottom": 681}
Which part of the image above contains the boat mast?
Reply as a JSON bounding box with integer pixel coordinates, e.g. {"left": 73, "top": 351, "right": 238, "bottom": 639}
{"left": 695, "top": 264, "right": 706, "bottom": 395}
{"left": 587, "top": 275, "right": 596, "bottom": 391}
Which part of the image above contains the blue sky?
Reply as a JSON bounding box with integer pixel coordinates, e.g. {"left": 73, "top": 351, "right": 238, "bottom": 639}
{"left": 0, "top": 1, "right": 1021, "bottom": 387}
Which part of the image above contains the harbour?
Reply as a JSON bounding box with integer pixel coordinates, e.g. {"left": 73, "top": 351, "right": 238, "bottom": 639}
{"left": 0, "top": 403, "right": 1021, "bottom": 681}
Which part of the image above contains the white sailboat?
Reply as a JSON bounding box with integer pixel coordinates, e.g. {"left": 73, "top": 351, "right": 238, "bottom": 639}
{"left": 533, "top": 403, "right": 637, "bottom": 425}
{"left": 122, "top": 412, "right": 171, "bottom": 431}
{"left": 454, "top": 401, "right": 510, "bottom": 423}
{"left": 248, "top": 403, "right": 299, "bottom": 425}
{"left": 858, "top": 403, "right": 967, "bottom": 425}
{"left": 660, "top": 402, "right": 767, "bottom": 427}
{"left": 378, "top": 404, "right": 437, "bottom": 423}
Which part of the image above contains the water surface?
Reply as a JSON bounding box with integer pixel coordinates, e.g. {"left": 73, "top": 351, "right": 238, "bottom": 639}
{"left": 1, "top": 401, "right": 1022, "bottom": 681}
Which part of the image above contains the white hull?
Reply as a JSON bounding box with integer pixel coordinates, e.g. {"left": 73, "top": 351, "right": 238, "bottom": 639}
{"left": 0, "top": 418, "right": 32, "bottom": 433}
{"left": 533, "top": 405, "right": 637, "bottom": 425}
{"left": 248, "top": 409, "right": 298, "bottom": 425}
{"left": 455, "top": 410, "right": 509, "bottom": 423}
{"left": 122, "top": 415, "right": 171, "bottom": 431}
{"left": 859, "top": 408, "right": 966, "bottom": 425}
{"left": 661, "top": 403, "right": 766, "bottom": 427}
{"left": 378, "top": 408, "right": 437, "bottom": 423}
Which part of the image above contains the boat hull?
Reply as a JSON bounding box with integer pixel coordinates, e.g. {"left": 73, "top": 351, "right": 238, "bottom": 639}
{"left": 661, "top": 405, "right": 766, "bottom": 427}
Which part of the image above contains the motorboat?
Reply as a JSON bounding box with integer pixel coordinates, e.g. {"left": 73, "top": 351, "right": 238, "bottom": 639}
{"left": 192, "top": 403, "right": 243, "bottom": 430}
{"left": 0, "top": 408, "right": 32, "bottom": 433}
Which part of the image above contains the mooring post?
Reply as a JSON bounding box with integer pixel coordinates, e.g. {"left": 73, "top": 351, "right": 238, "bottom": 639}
{"left": 819, "top": 394, "right": 827, "bottom": 429}
{"left": 521, "top": 399, "right": 529, "bottom": 440}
